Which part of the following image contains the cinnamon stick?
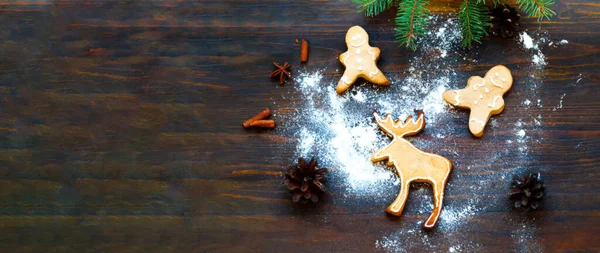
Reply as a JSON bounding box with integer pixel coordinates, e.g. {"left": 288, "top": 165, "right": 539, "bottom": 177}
{"left": 248, "top": 120, "right": 275, "bottom": 129}
{"left": 300, "top": 39, "right": 308, "bottom": 63}
{"left": 243, "top": 108, "right": 271, "bottom": 128}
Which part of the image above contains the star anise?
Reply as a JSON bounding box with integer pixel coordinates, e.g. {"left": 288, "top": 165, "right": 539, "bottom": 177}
{"left": 270, "top": 61, "right": 291, "bottom": 85}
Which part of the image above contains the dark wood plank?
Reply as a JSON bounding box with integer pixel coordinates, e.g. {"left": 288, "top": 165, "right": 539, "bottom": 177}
{"left": 0, "top": 0, "right": 598, "bottom": 252}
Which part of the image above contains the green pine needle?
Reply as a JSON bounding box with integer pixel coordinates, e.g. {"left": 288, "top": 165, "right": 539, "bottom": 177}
{"left": 458, "top": 0, "right": 489, "bottom": 48}
{"left": 352, "top": 0, "right": 554, "bottom": 50}
{"left": 477, "top": 0, "right": 501, "bottom": 5}
{"left": 352, "top": 0, "right": 395, "bottom": 17}
{"left": 517, "top": 0, "right": 556, "bottom": 21}
{"left": 394, "top": 0, "right": 430, "bottom": 51}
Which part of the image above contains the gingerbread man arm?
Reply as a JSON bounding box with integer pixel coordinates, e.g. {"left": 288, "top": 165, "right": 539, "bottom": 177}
{"left": 368, "top": 46, "right": 381, "bottom": 60}
{"left": 336, "top": 70, "right": 358, "bottom": 93}
{"left": 489, "top": 96, "right": 505, "bottom": 112}
{"left": 339, "top": 51, "right": 349, "bottom": 65}
{"left": 442, "top": 90, "right": 461, "bottom": 107}
{"left": 363, "top": 47, "right": 389, "bottom": 85}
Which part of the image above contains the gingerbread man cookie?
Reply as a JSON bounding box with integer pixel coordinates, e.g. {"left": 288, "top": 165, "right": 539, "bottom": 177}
{"left": 442, "top": 65, "right": 513, "bottom": 137}
{"left": 337, "top": 26, "right": 390, "bottom": 94}
{"left": 372, "top": 111, "right": 453, "bottom": 229}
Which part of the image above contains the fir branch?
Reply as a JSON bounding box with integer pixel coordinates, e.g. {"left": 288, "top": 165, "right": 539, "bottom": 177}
{"left": 478, "top": 0, "right": 501, "bottom": 6}
{"left": 394, "top": 0, "right": 430, "bottom": 51}
{"left": 517, "top": 0, "right": 555, "bottom": 21}
{"left": 353, "top": 0, "right": 395, "bottom": 17}
{"left": 458, "top": 0, "right": 489, "bottom": 48}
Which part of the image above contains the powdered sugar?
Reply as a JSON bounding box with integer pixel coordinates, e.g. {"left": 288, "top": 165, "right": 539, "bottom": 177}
{"left": 520, "top": 32, "right": 535, "bottom": 49}
{"left": 553, "top": 93, "right": 566, "bottom": 111}
{"left": 520, "top": 31, "right": 546, "bottom": 66}
{"left": 510, "top": 220, "right": 543, "bottom": 253}
{"left": 287, "top": 18, "right": 460, "bottom": 195}
{"left": 291, "top": 71, "right": 398, "bottom": 195}
{"left": 282, "top": 15, "right": 546, "bottom": 253}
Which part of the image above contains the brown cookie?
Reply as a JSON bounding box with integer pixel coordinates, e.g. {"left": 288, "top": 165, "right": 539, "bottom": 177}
{"left": 371, "top": 111, "right": 453, "bottom": 229}
{"left": 442, "top": 65, "right": 513, "bottom": 137}
{"left": 336, "top": 26, "right": 390, "bottom": 94}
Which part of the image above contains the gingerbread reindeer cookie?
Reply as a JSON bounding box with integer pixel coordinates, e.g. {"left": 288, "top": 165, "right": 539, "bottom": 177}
{"left": 442, "top": 65, "right": 513, "bottom": 137}
{"left": 336, "top": 26, "right": 390, "bottom": 94}
{"left": 372, "top": 111, "right": 452, "bottom": 229}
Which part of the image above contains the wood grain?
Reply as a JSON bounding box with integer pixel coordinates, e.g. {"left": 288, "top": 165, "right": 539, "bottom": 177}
{"left": 0, "top": 0, "right": 598, "bottom": 252}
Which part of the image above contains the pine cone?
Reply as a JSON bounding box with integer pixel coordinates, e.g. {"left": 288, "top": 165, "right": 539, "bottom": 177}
{"left": 510, "top": 172, "right": 545, "bottom": 210}
{"left": 284, "top": 158, "right": 328, "bottom": 203}
{"left": 490, "top": 4, "right": 521, "bottom": 38}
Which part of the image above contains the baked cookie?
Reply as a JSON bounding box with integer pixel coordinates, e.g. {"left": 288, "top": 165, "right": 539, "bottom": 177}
{"left": 337, "top": 26, "right": 390, "bottom": 94}
{"left": 442, "top": 65, "right": 513, "bottom": 137}
{"left": 372, "top": 111, "right": 453, "bottom": 229}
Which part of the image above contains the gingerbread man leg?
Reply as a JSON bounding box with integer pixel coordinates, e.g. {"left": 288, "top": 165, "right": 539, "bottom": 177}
{"left": 336, "top": 71, "right": 358, "bottom": 93}
{"left": 468, "top": 107, "right": 491, "bottom": 137}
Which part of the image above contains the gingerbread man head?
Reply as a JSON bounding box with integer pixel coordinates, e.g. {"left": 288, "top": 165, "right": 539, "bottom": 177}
{"left": 442, "top": 65, "right": 513, "bottom": 137}
{"left": 345, "top": 26, "right": 370, "bottom": 49}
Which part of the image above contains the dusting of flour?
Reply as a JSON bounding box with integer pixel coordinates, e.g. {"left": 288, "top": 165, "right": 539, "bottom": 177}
{"left": 281, "top": 15, "right": 547, "bottom": 253}
{"left": 289, "top": 17, "right": 459, "bottom": 196}
{"left": 519, "top": 31, "right": 546, "bottom": 67}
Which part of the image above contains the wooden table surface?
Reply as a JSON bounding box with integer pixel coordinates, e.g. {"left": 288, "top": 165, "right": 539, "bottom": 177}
{"left": 0, "top": 1, "right": 598, "bottom": 252}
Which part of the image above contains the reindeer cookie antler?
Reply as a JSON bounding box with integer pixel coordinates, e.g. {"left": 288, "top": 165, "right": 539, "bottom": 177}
{"left": 372, "top": 111, "right": 453, "bottom": 229}
{"left": 442, "top": 65, "right": 513, "bottom": 137}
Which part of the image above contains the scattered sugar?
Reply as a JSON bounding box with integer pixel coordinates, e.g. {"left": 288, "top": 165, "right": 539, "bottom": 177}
{"left": 517, "top": 129, "right": 526, "bottom": 138}
{"left": 532, "top": 54, "right": 546, "bottom": 66}
{"left": 297, "top": 128, "right": 315, "bottom": 156}
{"left": 519, "top": 31, "right": 546, "bottom": 67}
{"left": 283, "top": 14, "right": 545, "bottom": 253}
{"left": 440, "top": 50, "right": 447, "bottom": 58}
{"left": 553, "top": 93, "right": 566, "bottom": 111}
{"left": 376, "top": 233, "right": 411, "bottom": 253}
{"left": 352, "top": 90, "right": 366, "bottom": 102}
{"left": 550, "top": 39, "right": 569, "bottom": 47}
{"left": 291, "top": 71, "right": 398, "bottom": 195}
{"left": 510, "top": 221, "right": 543, "bottom": 253}
{"left": 534, "top": 116, "right": 542, "bottom": 126}
{"left": 285, "top": 15, "right": 461, "bottom": 197}
{"left": 514, "top": 120, "right": 529, "bottom": 154}
{"left": 520, "top": 32, "right": 535, "bottom": 49}
{"left": 568, "top": 74, "right": 583, "bottom": 87}
{"left": 437, "top": 198, "right": 479, "bottom": 230}
{"left": 558, "top": 94, "right": 565, "bottom": 109}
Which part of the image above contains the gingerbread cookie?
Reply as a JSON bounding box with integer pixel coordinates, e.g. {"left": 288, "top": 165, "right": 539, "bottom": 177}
{"left": 371, "top": 111, "right": 453, "bottom": 229}
{"left": 442, "top": 65, "right": 513, "bottom": 137}
{"left": 336, "top": 26, "right": 390, "bottom": 94}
